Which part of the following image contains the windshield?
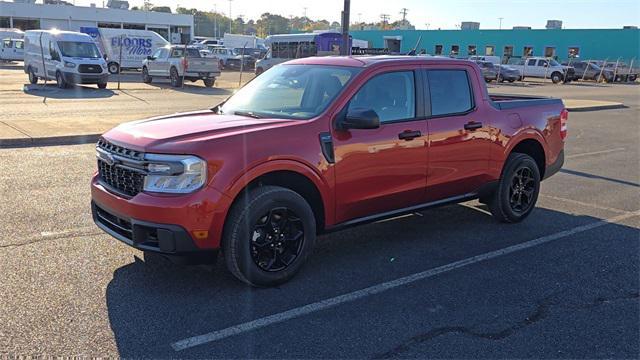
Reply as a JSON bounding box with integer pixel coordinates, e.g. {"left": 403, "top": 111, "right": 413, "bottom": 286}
{"left": 220, "top": 64, "right": 361, "bottom": 120}
{"left": 548, "top": 59, "right": 561, "bottom": 66}
{"left": 58, "top": 41, "right": 101, "bottom": 58}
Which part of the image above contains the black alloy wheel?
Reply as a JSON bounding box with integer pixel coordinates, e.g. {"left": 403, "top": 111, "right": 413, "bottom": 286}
{"left": 509, "top": 166, "right": 536, "bottom": 214}
{"left": 250, "top": 207, "right": 304, "bottom": 272}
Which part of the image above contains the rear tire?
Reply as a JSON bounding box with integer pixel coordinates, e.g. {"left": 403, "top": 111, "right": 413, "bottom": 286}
{"left": 498, "top": 74, "right": 505, "bottom": 83}
{"left": 107, "top": 62, "right": 120, "bottom": 74}
{"left": 508, "top": 79, "right": 515, "bottom": 83}
{"left": 219, "top": 59, "right": 225, "bottom": 70}
{"left": 488, "top": 153, "right": 541, "bottom": 223}
{"left": 97, "top": 82, "right": 107, "bottom": 89}
{"left": 170, "top": 67, "right": 183, "bottom": 87}
{"left": 223, "top": 185, "right": 316, "bottom": 287}
{"left": 203, "top": 78, "right": 215, "bottom": 87}
{"left": 28, "top": 67, "right": 38, "bottom": 84}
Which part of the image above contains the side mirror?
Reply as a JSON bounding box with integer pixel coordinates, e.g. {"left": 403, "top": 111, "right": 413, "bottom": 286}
{"left": 337, "top": 108, "right": 380, "bottom": 130}
{"left": 103, "top": 54, "right": 108, "bottom": 60}
{"left": 147, "top": 56, "right": 154, "bottom": 60}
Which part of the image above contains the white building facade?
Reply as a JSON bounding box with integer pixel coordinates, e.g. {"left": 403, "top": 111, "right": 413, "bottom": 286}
{"left": 0, "top": 1, "right": 194, "bottom": 43}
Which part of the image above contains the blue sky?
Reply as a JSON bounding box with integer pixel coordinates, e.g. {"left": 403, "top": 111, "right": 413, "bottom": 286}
{"left": 75, "top": 0, "right": 639, "bottom": 29}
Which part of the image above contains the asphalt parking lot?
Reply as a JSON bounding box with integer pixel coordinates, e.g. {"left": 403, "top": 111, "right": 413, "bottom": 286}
{"left": 0, "top": 62, "right": 638, "bottom": 357}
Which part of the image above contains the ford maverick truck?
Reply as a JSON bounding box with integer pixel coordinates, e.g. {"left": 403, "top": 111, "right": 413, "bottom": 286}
{"left": 91, "top": 56, "right": 567, "bottom": 286}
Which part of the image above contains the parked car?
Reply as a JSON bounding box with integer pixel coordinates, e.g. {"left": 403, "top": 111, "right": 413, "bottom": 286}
{"left": 562, "top": 61, "right": 614, "bottom": 82}
{"left": 91, "top": 57, "right": 567, "bottom": 286}
{"left": 23, "top": 30, "right": 109, "bottom": 89}
{"left": 0, "top": 38, "right": 24, "bottom": 62}
{"left": 468, "top": 55, "right": 501, "bottom": 65}
{"left": 203, "top": 46, "right": 236, "bottom": 69}
{"left": 141, "top": 45, "right": 221, "bottom": 87}
{"left": 473, "top": 60, "right": 498, "bottom": 82}
{"left": 508, "top": 57, "right": 575, "bottom": 84}
{"left": 496, "top": 64, "right": 521, "bottom": 83}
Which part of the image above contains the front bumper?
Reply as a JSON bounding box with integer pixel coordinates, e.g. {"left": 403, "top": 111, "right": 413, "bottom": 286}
{"left": 62, "top": 71, "right": 109, "bottom": 84}
{"left": 91, "top": 174, "right": 230, "bottom": 251}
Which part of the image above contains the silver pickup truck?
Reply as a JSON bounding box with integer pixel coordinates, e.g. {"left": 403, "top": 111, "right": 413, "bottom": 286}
{"left": 142, "top": 45, "right": 221, "bottom": 87}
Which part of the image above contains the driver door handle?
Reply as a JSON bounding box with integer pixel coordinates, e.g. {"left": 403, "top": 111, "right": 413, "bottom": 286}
{"left": 464, "top": 121, "right": 483, "bottom": 131}
{"left": 398, "top": 130, "right": 422, "bottom": 141}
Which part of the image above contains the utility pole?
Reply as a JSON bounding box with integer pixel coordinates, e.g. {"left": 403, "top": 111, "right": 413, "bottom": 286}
{"left": 380, "top": 14, "right": 390, "bottom": 30}
{"left": 228, "top": 0, "right": 233, "bottom": 35}
{"left": 498, "top": 17, "right": 504, "bottom": 30}
{"left": 400, "top": 8, "right": 408, "bottom": 23}
{"left": 341, "top": 0, "right": 350, "bottom": 55}
{"left": 213, "top": 4, "right": 217, "bottom": 38}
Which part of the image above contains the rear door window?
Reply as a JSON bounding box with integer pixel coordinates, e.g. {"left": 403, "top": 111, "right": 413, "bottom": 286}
{"left": 427, "top": 70, "right": 473, "bottom": 117}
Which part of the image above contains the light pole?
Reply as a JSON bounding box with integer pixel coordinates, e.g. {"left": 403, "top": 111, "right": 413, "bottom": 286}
{"left": 228, "top": 0, "right": 233, "bottom": 35}
{"left": 498, "top": 17, "right": 504, "bottom": 30}
{"left": 213, "top": 4, "right": 217, "bottom": 38}
{"left": 341, "top": 0, "right": 350, "bottom": 55}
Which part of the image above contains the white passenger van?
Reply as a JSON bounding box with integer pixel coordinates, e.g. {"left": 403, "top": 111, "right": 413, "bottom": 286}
{"left": 0, "top": 38, "right": 24, "bottom": 62}
{"left": 24, "top": 30, "right": 109, "bottom": 89}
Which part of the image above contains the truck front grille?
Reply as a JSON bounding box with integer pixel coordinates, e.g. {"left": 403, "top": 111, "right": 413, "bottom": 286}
{"left": 78, "top": 64, "right": 103, "bottom": 74}
{"left": 98, "top": 161, "right": 145, "bottom": 197}
{"left": 96, "top": 139, "right": 146, "bottom": 197}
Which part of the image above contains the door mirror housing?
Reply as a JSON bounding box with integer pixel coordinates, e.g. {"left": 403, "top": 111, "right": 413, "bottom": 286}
{"left": 103, "top": 54, "right": 108, "bottom": 61}
{"left": 147, "top": 56, "right": 155, "bottom": 61}
{"left": 337, "top": 108, "right": 380, "bottom": 130}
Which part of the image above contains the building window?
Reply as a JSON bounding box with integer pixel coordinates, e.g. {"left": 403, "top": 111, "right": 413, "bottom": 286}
{"left": 523, "top": 46, "right": 534, "bottom": 57}
{"left": 467, "top": 45, "right": 477, "bottom": 55}
{"left": 98, "top": 22, "right": 122, "bottom": 29}
{"left": 0, "top": 17, "right": 10, "bottom": 28}
{"left": 450, "top": 45, "right": 459, "bottom": 56}
{"left": 12, "top": 18, "right": 40, "bottom": 31}
{"left": 568, "top": 47, "right": 580, "bottom": 58}
{"left": 434, "top": 44, "right": 443, "bottom": 55}
{"left": 485, "top": 45, "right": 495, "bottom": 56}
{"left": 544, "top": 47, "right": 556, "bottom": 58}
{"left": 123, "top": 23, "right": 145, "bottom": 30}
{"left": 503, "top": 46, "right": 513, "bottom": 57}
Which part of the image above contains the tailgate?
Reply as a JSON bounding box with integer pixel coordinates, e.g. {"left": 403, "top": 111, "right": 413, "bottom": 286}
{"left": 187, "top": 58, "right": 219, "bottom": 73}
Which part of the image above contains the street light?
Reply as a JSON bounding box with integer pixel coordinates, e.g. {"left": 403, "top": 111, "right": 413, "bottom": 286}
{"left": 228, "top": 0, "right": 233, "bottom": 34}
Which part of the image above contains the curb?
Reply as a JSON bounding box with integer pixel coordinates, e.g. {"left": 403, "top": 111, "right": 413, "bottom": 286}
{"left": 0, "top": 134, "right": 100, "bottom": 149}
{"left": 566, "top": 103, "right": 627, "bottom": 112}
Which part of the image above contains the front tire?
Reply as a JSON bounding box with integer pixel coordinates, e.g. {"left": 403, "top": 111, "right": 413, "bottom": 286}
{"left": 551, "top": 72, "right": 563, "bottom": 84}
{"left": 55, "top": 71, "right": 68, "bottom": 89}
{"left": 142, "top": 66, "right": 152, "bottom": 83}
{"left": 28, "top": 67, "right": 38, "bottom": 84}
{"left": 488, "top": 153, "right": 541, "bottom": 223}
{"left": 223, "top": 186, "right": 316, "bottom": 287}
{"left": 170, "top": 67, "right": 182, "bottom": 87}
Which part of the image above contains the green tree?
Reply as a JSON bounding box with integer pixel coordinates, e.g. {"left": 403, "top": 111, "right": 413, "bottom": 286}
{"left": 151, "top": 6, "right": 171, "bottom": 13}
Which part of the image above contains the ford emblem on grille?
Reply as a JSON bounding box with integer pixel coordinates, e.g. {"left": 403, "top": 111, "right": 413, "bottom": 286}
{"left": 98, "top": 149, "right": 117, "bottom": 166}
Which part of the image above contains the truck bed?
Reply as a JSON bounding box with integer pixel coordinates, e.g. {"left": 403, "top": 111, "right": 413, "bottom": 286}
{"left": 490, "top": 93, "right": 564, "bottom": 110}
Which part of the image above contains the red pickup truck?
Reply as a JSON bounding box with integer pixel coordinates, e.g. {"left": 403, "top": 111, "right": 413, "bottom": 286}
{"left": 91, "top": 56, "right": 567, "bottom": 286}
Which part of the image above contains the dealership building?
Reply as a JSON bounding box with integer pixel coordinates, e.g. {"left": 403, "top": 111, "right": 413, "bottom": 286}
{"left": 351, "top": 27, "right": 640, "bottom": 62}
{"left": 0, "top": 1, "right": 194, "bottom": 43}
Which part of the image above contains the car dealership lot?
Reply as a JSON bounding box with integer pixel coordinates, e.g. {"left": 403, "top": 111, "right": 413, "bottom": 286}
{"left": 0, "top": 63, "right": 638, "bottom": 357}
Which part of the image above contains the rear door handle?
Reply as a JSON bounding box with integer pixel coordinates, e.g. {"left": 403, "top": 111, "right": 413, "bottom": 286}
{"left": 464, "top": 121, "right": 483, "bottom": 131}
{"left": 398, "top": 130, "right": 422, "bottom": 141}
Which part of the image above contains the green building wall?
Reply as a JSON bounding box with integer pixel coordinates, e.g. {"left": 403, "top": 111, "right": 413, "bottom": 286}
{"left": 350, "top": 29, "right": 640, "bottom": 62}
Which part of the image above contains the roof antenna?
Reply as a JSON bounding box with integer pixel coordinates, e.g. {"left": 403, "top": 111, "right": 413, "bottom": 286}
{"left": 406, "top": 34, "right": 422, "bottom": 56}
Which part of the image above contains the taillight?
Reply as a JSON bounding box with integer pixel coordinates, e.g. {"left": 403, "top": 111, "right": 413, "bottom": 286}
{"left": 182, "top": 58, "right": 188, "bottom": 71}
{"left": 560, "top": 109, "right": 569, "bottom": 140}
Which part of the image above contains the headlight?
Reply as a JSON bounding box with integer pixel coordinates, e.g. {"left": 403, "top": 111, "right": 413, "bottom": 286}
{"left": 143, "top": 154, "right": 207, "bottom": 194}
{"left": 64, "top": 61, "right": 76, "bottom": 68}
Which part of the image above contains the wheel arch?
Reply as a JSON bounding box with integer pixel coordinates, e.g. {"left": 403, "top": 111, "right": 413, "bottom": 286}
{"left": 506, "top": 137, "right": 546, "bottom": 179}
{"left": 217, "top": 160, "right": 332, "bottom": 242}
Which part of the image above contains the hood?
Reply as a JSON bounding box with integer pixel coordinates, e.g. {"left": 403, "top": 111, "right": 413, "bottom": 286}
{"left": 103, "top": 110, "right": 297, "bottom": 152}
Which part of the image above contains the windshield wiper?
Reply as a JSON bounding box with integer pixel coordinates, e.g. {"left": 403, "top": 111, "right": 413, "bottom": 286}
{"left": 233, "top": 111, "right": 262, "bottom": 119}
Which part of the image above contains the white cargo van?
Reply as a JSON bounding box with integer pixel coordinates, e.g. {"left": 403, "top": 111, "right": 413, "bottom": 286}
{"left": 0, "top": 38, "right": 24, "bottom": 62}
{"left": 80, "top": 27, "right": 169, "bottom": 74}
{"left": 24, "top": 30, "right": 109, "bottom": 89}
{"left": 0, "top": 28, "right": 24, "bottom": 41}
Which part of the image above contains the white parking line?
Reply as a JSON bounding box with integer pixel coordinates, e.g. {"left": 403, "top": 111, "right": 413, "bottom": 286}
{"left": 566, "top": 148, "right": 625, "bottom": 159}
{"left": 170, "top": 210, "right": 640, "bottom": 352}
{"left": 539, "top": 194, "right": 630, "bottom": 214}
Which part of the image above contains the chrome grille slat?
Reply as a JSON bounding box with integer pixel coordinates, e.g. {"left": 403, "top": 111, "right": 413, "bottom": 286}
{"left": 97, "top": 139, "right": 146, "bottom": 197}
